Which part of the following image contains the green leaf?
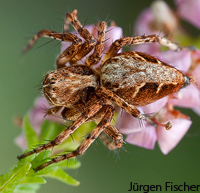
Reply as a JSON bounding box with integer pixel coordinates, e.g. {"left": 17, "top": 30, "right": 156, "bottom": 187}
{"left": 111, "top": 112, "right": 118, "bottom": 126}
{"left": 14, "top": 184, "right": 40, "bottom": 193}
{"left": 28, "top": 158, "right": 80, "bottom": 178}
{"left": 42, "top": 167, "right": 80, "bottom": 186}
{"left": 55, "top": 158, "right": 81, "bottom": 169}
{"left": 0, "top": 162, "right": 31, "bottom": 193}
{"left": 18, "top": 151, "right": 35, "bottom": 163}
{"left": 30, "top": 165, "right": 59, "bottom": 176}
{"left": 9, "top": 117, "right": 83, "bottom": 190}
{"left": 22, "top": 115, "right": 39, "bottom": 150}
{"left": 22, "top": 176, "right": 46, "bottom": 184}
{"left": 30, "top": 150, "right": 51, "bottom": 168}
{"left": 40, "top": 121, "right": 66, "bottom": 143}
{"left": 57, "top": 121, "right": 96, "bottom": 152}
{"left": 194, "top": 35, "right": 200, "bottom": 49}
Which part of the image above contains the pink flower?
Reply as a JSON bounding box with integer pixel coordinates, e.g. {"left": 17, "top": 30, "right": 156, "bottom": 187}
{"left": 117, "top": 105, "right": 192, "bottom": 154}
{"left": 133, "top": 0, "right": 200, "bottom": 55}
{"left": 15, "top": 97, "right": 63, "bottom": 150}
{"left": 14, "top": 133, "right": 27, "bottom": 151}
{"left": 156, "top": 118, "right": 191, "bottom": 154}
{"left": 190, "top": 50, "right": 200, "bottom": 87}
{"left": 127, "top": 1, "right": 200, "bottom": 154}
{"left": 135, "top": 1, "right": 178, "bottom": 36}
{"left": 175, "top": 0, "right": 200, "bottom": 29}
{"left": 133, "top": 1, "right": 178, "bottom": 55}
{"left": 157, "top": 50, "right": 192, "bottom": 71}
{"left": 135, "top": 9, "right": 158, "bottom": 36}
{"left": 158, "top": 50, "right": 200, "bottom": 110}
{"left": 28, "top": 97, "right": 63, "bottom": 133}
{"left": 133, "top": 8, "right": 161, "bottom": 55}
{"left": 189, "top": 50, "right": 200, "bottom": 115}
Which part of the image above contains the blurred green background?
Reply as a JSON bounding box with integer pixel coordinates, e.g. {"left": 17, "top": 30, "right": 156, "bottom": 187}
{"left": 1, "top": 0, "right": 200, "bottom": 192}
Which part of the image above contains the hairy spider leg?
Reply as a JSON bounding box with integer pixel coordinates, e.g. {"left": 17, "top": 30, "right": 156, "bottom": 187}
{"left": 33, "top": 105, "right": 114, "bottom": 171}
{"left": 44, "top": 95, "right": 124, "bottom": 150}
{"left": 66, "top": 12, "right": 96, "bottom": 65}
{"left": 100, "top": 124, "right": 123, "bottom": 150}
{"left": 60, "top": 98, "right": 123, "bottom": 150}
{"left": 96, "top": 87, "right": 143, "bottom": 119}
{"left": 63, "top": 9, "right": 78, "bottom": 33}
{"left": 22, "top": 29, "right": 82, "bottom": 69}
{"left": 96, "top": 86, "right": 167, "bottom": 128}
{"left": 23, "top": 10, "right": 106, "bottom": 68}
{"left": 101, "top": 34, "right": 180, "bottom": 66}
{"left": 85, "top": 21, "right": 107, "bottom": 67}
{"left": 65, "top": 10, "right": 107, "bottom": 67}
{"left": 18, "top": 98, "right": 105, "bottom": 160}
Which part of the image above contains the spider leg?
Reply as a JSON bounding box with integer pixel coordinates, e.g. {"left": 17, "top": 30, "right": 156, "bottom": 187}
{"left": 63, "top": 9, "right": 78, "bottom": 33}
{"left": 96, "top": 86, "right": 145, "bottom": 120}
{"left": 22, "top": 30, "right": 82, "bottom": 69}
{"left": 100, "top": 124, "right": 123, "bottom": 150}
{"left": 17, "top": 98, "right": 105, "bottom": 160}
{"left": 97, "top": 86, "right": 166, "bottom": 128}
{"left": 33, "top": 105, "right": 115, "bottom": 171}
{"left": 101, "top": 34, "right": 180, "bottom": 65}
{"left": 66, "top": 12, "right": 96, "bottom": 64}
{"left": 60, "top": 98, "right": 123, "bottom": 150}
{"left": 85, "top": 21, "right": 107, "bottom": 67}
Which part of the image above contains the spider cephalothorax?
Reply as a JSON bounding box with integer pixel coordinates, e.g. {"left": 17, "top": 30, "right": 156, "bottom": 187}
{"left": 18, "top": 10, "right": 194, "bottom": 171}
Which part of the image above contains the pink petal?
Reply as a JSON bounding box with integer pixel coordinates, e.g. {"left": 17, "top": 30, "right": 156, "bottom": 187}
{"left": 157, "top": 118, "right": 192, "bottom": 154}
{"left": 158, "top": 50, "right": 192, "bottom": 72}
{"left": 125, "top": 125, "right": 157, "bottom": 150}
{"left": 175, "top": 0, "right": 200, "bottom": 29}
{"left": 104, "top": 26, "right": 123, "bottom": 51}
{"left": 191, "top": 50, "right": 200, "bottom": 87}
{"left": 116, "top": 110, "right": 145, "bottom": 135}
{"left": 192, "top": 64, "right": 200, "bottom": 87}
{"left": 169, "top": 84, "right": 200, "bottom": 108}
{"left": 141, "top": 97, "right": 168, "bottom": 114}
{"left": 14, "top": 132, "right": 27, "bottom": 151}
{"left": 175, "top": 0, "right": 186, "bottom": 4}
{"left": 193, "top": 106, "right": 200, "bottom": 116}
{"left": 135, "top": 9, "right": 157, "bottom": 35}
{"left": 29, "top": 97, "right": 50, "bottom": 133}
{"left": 133, "top": 9, "right": 161, "bottom": 55}
{"left": 29, "top": 97, "right": 63, "bottom": 134}
{"left": 151, "top": 1, "right": 178, "bottom": 33}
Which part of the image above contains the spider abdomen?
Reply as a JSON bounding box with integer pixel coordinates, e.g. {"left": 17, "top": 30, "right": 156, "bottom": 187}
{"left": 100, "top": 51, "right": 187, "bottom": 106}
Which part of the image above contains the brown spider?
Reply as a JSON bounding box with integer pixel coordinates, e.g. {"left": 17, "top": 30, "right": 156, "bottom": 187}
{"left": 18, "top": 10, "right": 195, "bottom": 171}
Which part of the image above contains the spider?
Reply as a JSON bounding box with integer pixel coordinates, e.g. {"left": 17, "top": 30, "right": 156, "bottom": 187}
{"left": 18, "top": 10, "right": 195, "bottom": 171}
